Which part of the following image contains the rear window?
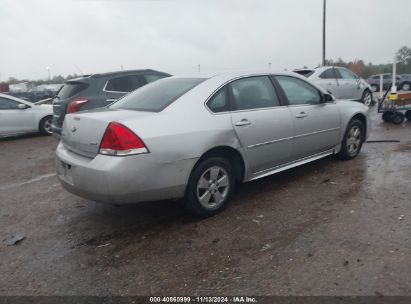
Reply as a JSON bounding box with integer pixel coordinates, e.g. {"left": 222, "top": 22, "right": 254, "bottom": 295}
{"left": 58, "top": 82, "right": 88, "bottom": 99}
{"left": 294, "top": 70, "right": 314, "bottom": 78}
{"left": 111, "top": 77, "right": 205, "bottom": 112}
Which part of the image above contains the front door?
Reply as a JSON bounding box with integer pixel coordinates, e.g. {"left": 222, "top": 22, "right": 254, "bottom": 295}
{"left": 336, "top": 68, "right": 362, "bottom": 100}
{"left": 229, "top": 76, "right": 294, "bottom": 174}
{"left": 275, "top": 75, "right": 341, "bottom": 159}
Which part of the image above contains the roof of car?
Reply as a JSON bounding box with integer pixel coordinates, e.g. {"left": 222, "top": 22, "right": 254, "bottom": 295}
{"left": 172, "top": 70, "right": 301, "bottom": 80}
{"left": 67, "top": 69, "right": 171, "bottom": 82}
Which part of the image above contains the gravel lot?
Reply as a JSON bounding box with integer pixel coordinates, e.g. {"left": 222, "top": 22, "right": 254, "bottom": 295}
{"left": 0, "top": 107, "right": 410, "bottom": 296}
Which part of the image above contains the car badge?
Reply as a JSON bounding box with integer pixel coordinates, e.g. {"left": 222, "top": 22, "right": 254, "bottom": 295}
{"left": 71, "top": 126, "right": 77, "bottom": 133}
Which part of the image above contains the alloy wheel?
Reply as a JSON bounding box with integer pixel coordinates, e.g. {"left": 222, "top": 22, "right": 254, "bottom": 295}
{"left": 347, "top": 126, "right": 361, "bottom": 155}
{"left": 363, "top": 92, "right": 372, "bottom": 106}
{"left": 44, "top": 118, "right": 53, "bottom": 134}
{"left": 196, "top": 166, "right": 229, "bottom": 210}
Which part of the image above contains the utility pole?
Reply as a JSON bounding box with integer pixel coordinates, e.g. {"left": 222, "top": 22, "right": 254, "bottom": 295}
{"left": 322, "top": 0, "right": 326, "bottom": 66}
{"left": 268, "top": 62, "right": 272, "bottom": 70}
{"left": 198, "top": 64, "right": 201, "bottom": 73}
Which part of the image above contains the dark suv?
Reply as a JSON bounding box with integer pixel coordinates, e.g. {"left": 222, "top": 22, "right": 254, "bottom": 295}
{"left": 51, "top": 69, "right": 171, "bottom": 135}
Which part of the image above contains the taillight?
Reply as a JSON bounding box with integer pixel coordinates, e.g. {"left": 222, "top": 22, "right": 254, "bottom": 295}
{"left": 99, "top": 122, "right": 148, "bottom": 156}
{"left": 67, "top": 98, "right": 89, "bottom": 113}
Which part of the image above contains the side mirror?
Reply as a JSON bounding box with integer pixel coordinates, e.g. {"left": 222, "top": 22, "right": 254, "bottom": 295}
{"left": 18, "top": 104, "right": 29, "bottom": 110}
{"left": 322, "top": 93, "right": 335, "bottom": 103}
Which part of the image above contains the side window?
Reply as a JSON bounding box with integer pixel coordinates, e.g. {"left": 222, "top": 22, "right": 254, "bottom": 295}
{"left": 337, "top": 69, "right": 357, "bottom": 79}
{"left": 0, "top": 97, "right": 20, "bottom": 109}
{"left": 276, "top": 76, "right": 322, "bottom": 105}
{"left": 207, "top": 87, "right": 228, "bottom": 113}
{"left": 319, "top": 69, "right": 336, "bottom": 79}
{"left": 383, "top": 75, "right": 391, "bottom": 80}
{"left": 105, "top": 75, "right": 142, "bottom": 93}
{"left": 230, "top": 76, "right": 280, "bottom": 111}
{"left": 143, "top": 74, "right": 167, "bottom": 83}
{"left": 372, "top": 75, "right": 380, "bottom": 79}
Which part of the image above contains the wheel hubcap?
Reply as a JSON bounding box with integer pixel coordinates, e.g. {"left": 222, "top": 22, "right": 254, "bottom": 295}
{"left": 403, "top": 84, "right": 410, "bottom": 91}
{"left": 371, "top": 85, "right": 377, "bottom": 92}
{"left": 44, "top": 119, "right": 52, "bottom": 134}
{"left": 347, "top": 126, "right": 361, "bottom": 154}
{"left": 197, "top": 166, "right": 229, "bottom": 209}
{"left": 363, "top": 92, "right": 372, "bottom": 106}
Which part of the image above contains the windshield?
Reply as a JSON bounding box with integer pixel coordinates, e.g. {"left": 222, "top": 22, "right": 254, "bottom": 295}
{"left": 110, "top": 77, "right": 206, "bottom": 112}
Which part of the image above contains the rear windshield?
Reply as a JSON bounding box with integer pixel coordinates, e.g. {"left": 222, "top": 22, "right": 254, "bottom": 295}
{"left": 58, "top": 82, "right": 88, "bottom": 99}
{"left": 111, "top": 77, "right": 205, "bottom": 112}
{"left": 294, "top": 70, "right": 314, "bottom": 78}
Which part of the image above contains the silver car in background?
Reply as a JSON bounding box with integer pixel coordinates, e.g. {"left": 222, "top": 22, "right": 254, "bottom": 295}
{"left": 294, "top": 66, "right": 374, "bottom": 106}
{"left": 56, "top": 71, "right": 370, "bottom": 216}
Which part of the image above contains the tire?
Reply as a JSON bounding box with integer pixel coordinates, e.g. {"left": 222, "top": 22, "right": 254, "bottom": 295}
{"left": 405, "top": 110, "right": 411, "bottom": 121}
{"left": 370, "top": 84, "right": 379, "bottom": 92}
{"left": 361, "top": 90, "right": 373, "bottom": 106}
{"left": 39, "top": 116, "right": 53, "bottom": 136}
{"left": 382, "top": 111, "right": 394, "bottom": 122}
{"left": 401, "top": 82, "right": 411, "bottom": 91}
{"left": 338, "top": 119, "right": 365, "bottom": 160}
{"left": 391, "top": 112, "right": 405, "bottom": 124}
{"left": 185, "top": 156, "right": 235, "bottom": 217}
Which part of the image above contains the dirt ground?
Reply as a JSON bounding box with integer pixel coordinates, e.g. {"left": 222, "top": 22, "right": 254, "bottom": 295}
{"left": 0, "top": 107, "right": 410, "bottom": 296}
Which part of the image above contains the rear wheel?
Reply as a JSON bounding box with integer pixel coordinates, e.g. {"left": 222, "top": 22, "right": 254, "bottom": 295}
{"left": 338, "top": 119, "right": 365, "bottom": 160}
{"left": 361, "top": 90, "right": 373, "bottom": 106}
{"left": 185, "top": 157, "right": 235, "bottom": 217}
{"left": 370, "top": 84, "right": 379, "bottom": 92}
{"left": 39, "top": 116, "right": 53, "bottom": 136}
{"left": 391, "top": 112, "right": 405, "bottom": 124}
{"left": 401, "top": 82, "right": 411, "bottom": 91}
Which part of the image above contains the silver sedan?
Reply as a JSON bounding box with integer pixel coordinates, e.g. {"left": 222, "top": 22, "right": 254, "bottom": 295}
{"left": 56, "top": 71, "right": 370, "bottom": 216}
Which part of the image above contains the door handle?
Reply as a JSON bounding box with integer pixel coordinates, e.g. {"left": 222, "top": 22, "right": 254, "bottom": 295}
{"left": 106, "top": 98, "right": 117, "bottom": 102}
{"left": 235, "top": 119, "right": 251, "bottom": 127}
{"left": 295, "top": 112, "right": 308, "bottom": 118}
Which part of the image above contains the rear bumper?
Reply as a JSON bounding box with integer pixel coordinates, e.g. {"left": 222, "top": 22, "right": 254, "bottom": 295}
{"left": 55, "top": 142, "right": 197, "bottom": 204}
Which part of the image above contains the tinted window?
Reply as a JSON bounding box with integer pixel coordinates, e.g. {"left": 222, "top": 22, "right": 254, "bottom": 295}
{"left": 383, "top": 75, "right": 391, "bottom": 79}
{"left": 372, "top": 75, "right": 380, "bottom": 79}
{"left": 111, "top": 78, "right": 205, "bottom": 112}
{"left": 276, "top": 76, "right": 322, "bottom": 105}
{"left": 58, "top": 82, "right": 88, "bottom": 99}
{"left": 105, "top": 75, "right": 142, "bottom": 93}
{"left": 230, "top": 76, "right": 280, "bottom": 110}
{"left": 0, "top": 97, "right": 20, "bottom": 109}
{"left": 338, "top": 69, "right": 357, "bottom": 79}
{"left": 207, "top": 88, "right": 228, "bottom": 113}
{"left": 144, "top": 74, "right": 167, "bottom": 83}
{"left": 319, "top": 69, "right": 336, "bottom": 79}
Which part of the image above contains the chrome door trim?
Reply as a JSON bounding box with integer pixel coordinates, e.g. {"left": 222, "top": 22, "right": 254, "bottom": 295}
{"left": 294, "top": 127, "right": 340, "bottom": 139}
{"left": 247, "top": 136, "right": 294, "bottom": 149}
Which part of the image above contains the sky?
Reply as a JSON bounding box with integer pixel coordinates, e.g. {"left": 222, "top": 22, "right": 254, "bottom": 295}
{"left": 1, "top": 0, "right": 411, "bottom": 80}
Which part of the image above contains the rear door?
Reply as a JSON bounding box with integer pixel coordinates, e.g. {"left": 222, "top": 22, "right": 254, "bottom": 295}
{"left": 0, "top": 97, "right": 35, "bottom": 135}
{"left": 274, "top": 75, "right": 340, "bottom": 159}
{"left": 335, "top": 68, "right": 362, "bottom": 100}
{"left": 315, "top": 68, "right": 341, "bottom": 98}
{"left": 228, "top": 76, "right": 294, "bottom": 174}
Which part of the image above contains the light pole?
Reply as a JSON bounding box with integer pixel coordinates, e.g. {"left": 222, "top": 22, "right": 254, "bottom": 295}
{"left": 46, "top": 66, "right": 51, "bottom": 81}
{"left": 322, "top": 0, "right": 326, "bottom": 66}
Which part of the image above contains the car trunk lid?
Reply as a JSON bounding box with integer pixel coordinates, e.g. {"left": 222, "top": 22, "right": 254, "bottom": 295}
{"left": 61, "top": 108, "right": 152, "bottom": 158}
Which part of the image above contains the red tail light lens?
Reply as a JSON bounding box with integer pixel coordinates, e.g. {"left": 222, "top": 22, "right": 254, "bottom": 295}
{"left": 99, "top": 122, "right": 148, "bottom": 156}
{"left": 67, "top": 98, "right": 89, "bottom": 113}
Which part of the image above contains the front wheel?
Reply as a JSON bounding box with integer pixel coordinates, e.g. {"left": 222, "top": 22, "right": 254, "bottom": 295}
{"left": 370, "top": 84, "right": 379, "bottom": 92}
{"left": 39, "top": 116, "right": 53, "bottom": 136}
{"left": 338, "top": 119, "right": 365, "bottom": 160}
{"left": 185, "top": 157, "right": 235, "bottom": 217}
{"left": 361, "top": 90, "right": 373, "bottom": 106}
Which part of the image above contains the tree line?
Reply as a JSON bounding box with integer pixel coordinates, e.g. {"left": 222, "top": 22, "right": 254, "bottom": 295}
{"left": 3, "top": 46, "right": 411, "bottom": 84}
{"left": 324, "top": 46, "right": 411, "bottom": 78}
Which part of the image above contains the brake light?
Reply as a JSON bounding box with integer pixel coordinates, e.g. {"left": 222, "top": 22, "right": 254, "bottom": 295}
{"left": 99, "top": 122, "right": 148, "bottom": 156}
{"left": 67, "top": 98, "right": 89, "bottom": 113}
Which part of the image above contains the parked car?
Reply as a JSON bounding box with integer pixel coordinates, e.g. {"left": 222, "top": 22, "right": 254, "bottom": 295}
{"left": 366, "top": 74, "right": 410, "bottom": 92}
{"left": 399, "top": 74, "right": 411, "bottom": 91}
{"left": 294, "top": 66, "right": 374, "bottom": 106}
{"left": 52, "top": 69, "right": 171, "bottom": 135}
{"left": 0, "top": 93, "right": 53, "bottom": 137}
{"left": 56, "top": 71, "right": 370, "bottom": 216}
